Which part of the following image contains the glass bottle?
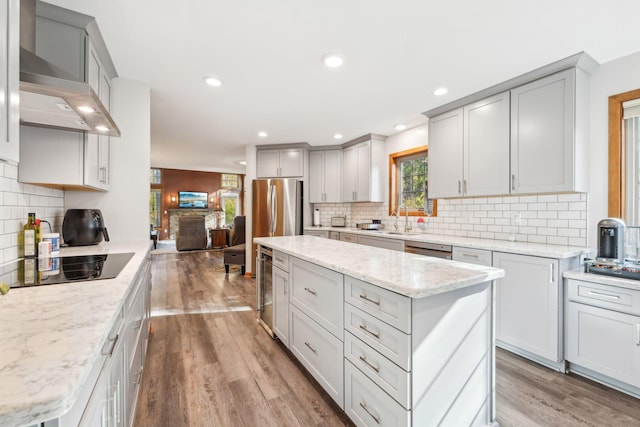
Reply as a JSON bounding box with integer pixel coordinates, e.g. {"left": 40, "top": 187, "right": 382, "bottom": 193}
{"left": 24, "top": 212, "right": 37, "bottom": 257}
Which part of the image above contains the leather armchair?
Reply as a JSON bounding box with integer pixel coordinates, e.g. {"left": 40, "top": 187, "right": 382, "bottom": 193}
{"left": 223, "top": 216, "right": 246, "bottom": 274}
{"left": 176, "top": 216, "right": 207, "bottom": 251}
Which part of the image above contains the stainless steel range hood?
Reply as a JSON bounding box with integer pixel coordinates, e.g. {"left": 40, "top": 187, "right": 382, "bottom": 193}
{"left": 19, "top": 0, "right": 120, "bottom": 137}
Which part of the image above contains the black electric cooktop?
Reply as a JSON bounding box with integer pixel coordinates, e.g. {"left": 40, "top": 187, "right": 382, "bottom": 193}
{"left": 5, "top": 252, "right": 134, "bottom": 288}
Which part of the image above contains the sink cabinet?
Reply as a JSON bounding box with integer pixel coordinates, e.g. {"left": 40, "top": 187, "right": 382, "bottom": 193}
{"left": 0, "top": 0, "right": 19, "bottom": 164}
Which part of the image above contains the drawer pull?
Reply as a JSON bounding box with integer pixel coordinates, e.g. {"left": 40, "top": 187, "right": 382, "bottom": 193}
{"left": 304, "top": 287, "right": 317, "bottom": 295}
{"left": 275, "top": 257, "right": 285, "bottom": 264}
{"left": 359, "top": 402, "right": 381, "bottom": 424}
{"left": 462, "top": 253, "right": 478, "bottom": 259}
{"left": 102, "top": 334, "right": 119, "bottom": 356}
{"left": 587, "top": 290, "right": 620, "bottom": 300}
{"left": 359, "top": 355, "right": 380, "bottom": 373}
{"left": 304, "top": 341, "right": 317, "bottom": 353}
{"left": 359, "top": 324, "right": 380, "bottom": 339}
{"left": 359, "top": 293, "right": 380, "bottom": 305}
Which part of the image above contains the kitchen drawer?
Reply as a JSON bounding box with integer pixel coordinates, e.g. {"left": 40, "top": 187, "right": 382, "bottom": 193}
{"left": 304, "top": 230, "right": 329, "bottom": 238}
{"left": 357, "top": 234, "right": 404, "bottom": 252}
{"left": 344, "top": 331, "right": 410, "bottom": 409}
{"left": 345, "top": 303, "right": 411, "bottom": 370}
{"left": 290, "top": 257, "right": 344, "bottom": 339}
{"left": 452, "top": 246, "right": 492, "bottom": 267}
{"left": 273, "top": 250, "right": 289, "bottom": 272}
{"left": 345, "top": 360, "right": 410, "bottom": 427}
{"left": 290, "top": 304, "right": 344, "bottom": 408}
{"left": 345, "top": 276, "right": 411, "bottom": 333}
{"left": 567, "top": 279, "right": 640, "bottom": 316}
{"left": 340, "top": 232, "right": 358, "bottom": 243}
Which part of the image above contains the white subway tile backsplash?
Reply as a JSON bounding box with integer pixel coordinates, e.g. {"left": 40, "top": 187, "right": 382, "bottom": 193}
{"left": 313, "top": 192, "right": 588, "bottom": 248}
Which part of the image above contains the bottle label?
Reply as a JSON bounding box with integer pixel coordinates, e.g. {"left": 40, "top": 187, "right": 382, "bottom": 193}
{"left": 24, "top": 230, "right": 36, "bottom": 257}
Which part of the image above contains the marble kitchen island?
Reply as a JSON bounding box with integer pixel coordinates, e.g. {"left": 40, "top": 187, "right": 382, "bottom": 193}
{"left": 255, "top": 235, "right": 505, "bottom": 427}
{"left": 0, "top": 241, "right": 152, "bottom": 427}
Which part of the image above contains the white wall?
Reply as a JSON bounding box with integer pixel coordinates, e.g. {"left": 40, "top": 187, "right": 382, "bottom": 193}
{"left": 65, "top": 78, "right": 151, "bottom": 243}
{"left": 588, "top": 50, "right": 640, "bottom": 246}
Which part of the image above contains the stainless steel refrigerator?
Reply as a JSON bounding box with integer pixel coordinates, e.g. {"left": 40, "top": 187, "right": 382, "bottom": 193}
{"left": 253, "top": 178, "right": 302, "bottom": 336}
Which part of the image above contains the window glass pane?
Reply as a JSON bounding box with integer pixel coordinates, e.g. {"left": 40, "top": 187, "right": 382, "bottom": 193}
{"left": 150, "top": 168, "right": 161, "bottom": 184}
{"left": 222, "top": 193, "right": 239, "bottom": 226}
{"left": 399, "top": 155, "right": 427, "bottom": 212}
{"left": 625, "top": 115, "right": 640, "bottom": 225}
{"left": 149, "top": 189, "right": 162, "bottom": 227}
{"left": 221, "top": 174, "right": 239, "bottom": 188}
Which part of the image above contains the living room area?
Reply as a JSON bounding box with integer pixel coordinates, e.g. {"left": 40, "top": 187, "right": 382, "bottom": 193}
{"left": 149, "top": 168, "right": 246, "bottom": 257}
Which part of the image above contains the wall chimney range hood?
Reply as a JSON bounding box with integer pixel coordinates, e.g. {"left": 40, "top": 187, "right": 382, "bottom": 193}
{"left": 19, "top": 0, "right": 121, "bottom": 137}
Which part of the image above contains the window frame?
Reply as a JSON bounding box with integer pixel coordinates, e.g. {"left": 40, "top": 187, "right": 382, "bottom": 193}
{"left": 388, "top": 146, "right": 437, "bottom": 217}
{"left": 221, "top": 173, "right": 240, "bottom": 189}
{"left": 608, "top": 88, "right": 640, "bottom": 217}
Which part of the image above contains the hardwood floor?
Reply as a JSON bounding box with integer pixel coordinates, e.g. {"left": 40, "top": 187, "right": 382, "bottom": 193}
{"left": 135, "top": 251, "right": 640, "bottom": 427}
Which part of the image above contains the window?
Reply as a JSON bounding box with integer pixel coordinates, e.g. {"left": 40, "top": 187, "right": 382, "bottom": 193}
{"left": 150, "top": 168, "right": 162, "bottom": 184}
{"left": 389, "top": 146, "right": 437, "bottom": 216}
{"left": 149, "top": 189, "right": 162, "bottom": 228}
{"left": 222, "top": 192, "right": 239, "bottom": 226}
{"left": 221, "top": 173, "right": 239, "bottom": 189}
{"left": 608, "top": 88, "right": 640, "bottom": 221}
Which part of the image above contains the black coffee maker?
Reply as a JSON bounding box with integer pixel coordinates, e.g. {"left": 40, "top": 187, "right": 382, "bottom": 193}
{"left": 596, "top": 218, "right": 626, "bottom": 263}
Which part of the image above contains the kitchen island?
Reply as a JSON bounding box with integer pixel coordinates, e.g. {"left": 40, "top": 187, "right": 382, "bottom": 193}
{"left": 255, "top": 235, "right": 505, "bottom": 427}
{"left": 0, "top": 241, "right": 152, "bottom": 427}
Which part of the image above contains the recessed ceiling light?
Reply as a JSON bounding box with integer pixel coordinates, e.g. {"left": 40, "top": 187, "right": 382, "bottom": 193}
{"left": 204, "top": 76, "right": 222, "bottom": 87}
{"left": 258, "top": 131, "right": 268, "bottom": 138}
{"left": 394, "top": 124, "right": 407, "bottom": 131}
{"left": 77, "top": 106, "right": 95, "bottom": 113}
{"left": 95, "top": 125, "right": 109, "bottom": 132}
{"left": 323, "top": 54, "right": 343, "bottom": 68}
{"left": 433, "top": 87, "right": 448, "bottom": 96}
{"left": 333, "top": 133, "right": 343, "bottom": 140}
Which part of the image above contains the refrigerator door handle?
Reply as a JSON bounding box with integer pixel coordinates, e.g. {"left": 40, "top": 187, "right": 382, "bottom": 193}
{"left": 256, "top": 255, "right": 264, "bottom": 313}
{"left": 268, "top": 183, "right": 277, "bottom": 236}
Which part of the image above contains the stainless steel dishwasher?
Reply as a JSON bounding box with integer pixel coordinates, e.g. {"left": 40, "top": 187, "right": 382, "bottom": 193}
{"left": 404, "top": 241, "right": 452, "bottom": 259}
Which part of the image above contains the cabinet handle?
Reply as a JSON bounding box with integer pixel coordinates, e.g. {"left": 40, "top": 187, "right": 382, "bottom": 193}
{"left": 359, "top": 355, "right": 380, "bottom": 373}
{"left": 462, "top": 253, "right": 479, "bottom": 259}
{"left": 284, "top": 278, "right": 288, "bottom": 295}
{"left": 359, "top": 293, "right": 380, "bottom": 305}
{"left": 304, "top": 287, "right": 317, "bottom": 295}
{"left": 102, "top": 334, "right": 119, "bottom": 356}
{"left": 359, "top": 324, "right": 380, "bottom": 339}
{"left": 304, "top": 341, "right": 317, "bottom": 353}
{"left": 275, "top": 256, "right": 285, "bottom": 264}
{"left": 511, "top": 174, "right": 516, "bottom": 191}
{"left": 637, "top": 324, "right": 640, "bottom": 346}
{"left": 458, "top": 180, "right": 461, "bottom": 194}
{"left": 587, "top": 290, "right": 620, "bottom": 300}
{"left": 359, "top": 402, "right": 381, "bottom": 424}
{"left": 549, "top": 264, "right": 554, "bottom": 283}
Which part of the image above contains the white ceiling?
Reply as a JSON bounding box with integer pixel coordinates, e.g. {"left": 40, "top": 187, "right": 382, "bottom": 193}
{"left": 43, "top": 0, "right": 640, "bottom": 174}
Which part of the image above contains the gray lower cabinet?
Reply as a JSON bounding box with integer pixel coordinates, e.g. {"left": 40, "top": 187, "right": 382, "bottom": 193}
{"left": 304, "top": 229, "right": 329, "bottom": 238}
{"left": 272, "top": 265, "right": 290, "bottom": 348}
{"left": 357, "top": 235, "right": 404, "bottom": 252}
{"left": 565, "top": 279, "right": 640, "bottom": 395}
{"left": 44, "top": 255, "right": 151, "bottom": 427}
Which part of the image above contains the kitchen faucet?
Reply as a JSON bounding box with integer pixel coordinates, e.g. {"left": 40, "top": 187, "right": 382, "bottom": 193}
{"left": 395, "top": 205, "right": 412, "bottom": 232}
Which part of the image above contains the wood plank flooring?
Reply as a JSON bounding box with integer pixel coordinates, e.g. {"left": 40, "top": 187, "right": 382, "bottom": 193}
{"left": 134, "top": 251, "right": 640, "bottom": 427}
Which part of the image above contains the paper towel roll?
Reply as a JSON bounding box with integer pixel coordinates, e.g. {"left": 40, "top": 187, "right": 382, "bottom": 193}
{"left": 313, "top": 209, "right": 320, "bottom": 226}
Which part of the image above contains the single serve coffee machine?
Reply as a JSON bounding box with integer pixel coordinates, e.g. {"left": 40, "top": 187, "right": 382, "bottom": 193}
{"left": 596, "top": 218, "right": 626, "bottom": 263}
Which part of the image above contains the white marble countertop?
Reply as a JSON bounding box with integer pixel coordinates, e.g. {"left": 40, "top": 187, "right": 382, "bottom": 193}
{"left": 564, "top": 268, "right": 640, "bottom": 291}
{"left": 0, "top": 241, "right": 152, "bottom": 427}
{"left": 255, "top": 235, "right": 505, "bottom": 298}
{"left": 304, "top": 226, "right": 592, "bottom": 259}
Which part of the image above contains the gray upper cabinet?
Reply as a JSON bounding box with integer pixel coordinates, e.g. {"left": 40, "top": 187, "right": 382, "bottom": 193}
{"left": 429, "top": 92, "right": 510, "bottom": 198}
{"left": 309, "top": 150, "right": 341, "bottom": 203}
{"left": 341, "top": 135, "right": 385, "bottom": 202}
{"left": 257, "top": 148, "right": 304, "bottom": 178}
{"left": 511, "top": 68, "right": 588, "bottom": 194}
{"left": 0, "top": 0, "right": 19, "bottom": 164}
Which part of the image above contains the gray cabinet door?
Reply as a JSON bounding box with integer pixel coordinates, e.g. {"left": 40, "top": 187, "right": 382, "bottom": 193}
{"left": 428, "top": 108, "right": 464, "bottom": 198}
{"left": 0, "top": 0, "right": 19, "bottom": 163}
{"left": 510, "top": 69, "right": 575, "bottom": 194}
{"left": 273, "top": 266, "right": 290, "bottom": 348}
{"left": 464, "top": 92, "right": 510, "bottom": 197}
{"left": 309, "top": 151, "right": 323, "bottom": 202}
{"left": 341, "top": 145, "right": 357, "bottom": 201}
{"left": 323, "top": 150, "right": 342, "bottom": 203}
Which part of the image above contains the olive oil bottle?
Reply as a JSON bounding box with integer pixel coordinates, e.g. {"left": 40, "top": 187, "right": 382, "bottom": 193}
{"left": 23, "top": 212, "right": 39, "bottom": 257}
